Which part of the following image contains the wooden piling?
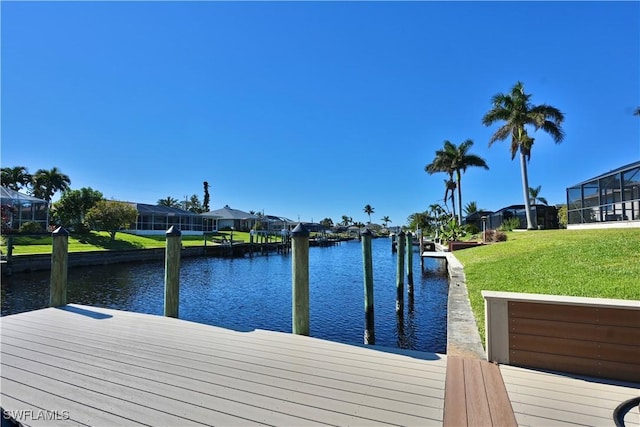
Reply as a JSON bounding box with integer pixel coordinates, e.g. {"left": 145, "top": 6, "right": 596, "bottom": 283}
{"left": 418, "top": 229, "right": 424, "bottom": 270}
{"left": 361, "top": 228, "right": 375, "bottom": 345}
{"left": 164, "top": 226, "right": 181, "bottom": 318}
{"left": 291, "top": 223, "right": 309, "bottom": 335}
{"left": 49, "top": 227, "right": 69, "bottom": 307}
{"left": 406, "top": 231, "right": 414, "bottom": 292}
{"left": 396, "top": 230, "right": 405, "bottom": 314}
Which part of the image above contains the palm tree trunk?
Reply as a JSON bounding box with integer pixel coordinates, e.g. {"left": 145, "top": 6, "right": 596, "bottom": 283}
{"left": 456, "top": 170, "right": 463, "bottom": 225}
{"left": 520, "top": 152, "right": 536, "bottom": 229}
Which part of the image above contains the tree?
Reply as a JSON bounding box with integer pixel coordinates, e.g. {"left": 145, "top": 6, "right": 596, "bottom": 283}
{"left": 1, "top": 166, "right": 32, "bottom": 191}
{"left": 426, "top": 148, "right": 457, "bottom": 216}
{"left": 203, "top": 181, "right": 210, "bottom": 212}
{"left": 426, "top": 140, "right": 488, "bottom": 224}
{"left": 634, "top": 106, "right": 640, "bottom": 116}
{"left": 407, "top": 212, "right": 430, "bottom": 231}
{"left": 85, "top": 200, "right": 137, "bottom": 241}
{"left": 52, "top": 187, "right": 104, "bottom": 232}
{"left": 185, "top": 194, "right": 203, "bottom": 213}
{"left": 482, "top": 81, "right": 564, "bottom": 229}
{"left": 464, "top": 201, "right": 479, "bottom": 216}
{"left": 363, "top": 204, "right": 375, "bottom": 224}
{"left": 341, "top": 215, "right": 352, "bottom": 226}
{"left": 529, "top": 185, "right": 548, "bottom": 205}
{"left": 31, "top": 167, "right": 71, "bottom": 203}
{"left": 381, "top": 216, "right": 391, "bottom": 228}
{"left": 320, "top": 218, "right": 333, "bottom": 228}
{"left": 157, "top": 197, "right": 181, "bottom": 208}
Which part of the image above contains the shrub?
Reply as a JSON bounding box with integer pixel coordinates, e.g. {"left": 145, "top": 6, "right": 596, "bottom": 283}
{"left": 19, "top": 221, "right": 44, "bottom": 233}
{"left": 483, "top": 229, "right": 508, "bottom": 243}
{"left": 498, "top": 217, "right": 521, "bottom": 232}
{"left": 463, "top": 224, "right": 479, "bottom": 235}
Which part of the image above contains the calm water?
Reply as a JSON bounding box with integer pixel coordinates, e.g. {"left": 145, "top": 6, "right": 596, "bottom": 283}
{"left": 1, "top": 238, "right": 449, "bottom": 353}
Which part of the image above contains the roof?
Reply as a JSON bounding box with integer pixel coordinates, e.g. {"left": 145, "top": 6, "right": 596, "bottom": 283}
{"left": 201, "top": 205, "right": 257, "bottom": 220}
{"left": 567, "top": 160, "right": 640, "bottom": 188}
{"left": 130, "top": 202, "right": 201, "bottom": 216}
{"left": 0, "top": 187, "right": 48, "bottom": 204}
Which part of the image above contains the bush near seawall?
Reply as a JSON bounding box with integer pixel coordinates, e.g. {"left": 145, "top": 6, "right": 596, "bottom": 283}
{"left": 453, "top": 228, "right": 640, "bottom": 344}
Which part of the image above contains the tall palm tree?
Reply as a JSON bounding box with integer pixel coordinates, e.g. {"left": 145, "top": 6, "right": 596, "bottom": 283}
{"left": 482, "top": 81, "right": 564, "bottom": 229}
{"left": 448, "top": 139, "right": 489, "bottom": 223}
{"left": 426, "top": 140, "right": 488, "bottom": 223}
{"left": 529, "top": 185, "right": 548, "bottom": 205}
{"left": 341, "top": 215, "right": 352, "bottom": 226}
{"left": 426, "top": 147, "right": 457, "bottom": 216}
{"left": 157, "top": 197, "right": 181, "bottom": 208}
{"left": 31, "top": 167, "right": 71, "bottom": 203}
{"left": 381, "top": 216, "right": 391, "bottom": 228}
{"left": 363, "top": 204, "right": 374, "bottom": 224}
{"left": 1, "top": 166, "right": 32, "bottom": 191}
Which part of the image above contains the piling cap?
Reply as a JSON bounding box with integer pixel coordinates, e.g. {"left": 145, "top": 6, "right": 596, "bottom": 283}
{"left": 291, "top": 223, "right": 309, "bottom": 237}
{"left": 361, "top": 228, "right": 372, "bottom": 236}
{"left": 166, "top": 225, "right": 182, "bottom": 236}
{"left": 51, "top": 226, "right": 69, "bottom": 236}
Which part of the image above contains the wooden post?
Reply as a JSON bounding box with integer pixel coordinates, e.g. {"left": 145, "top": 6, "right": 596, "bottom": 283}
{"left": 391, "top": 233, "right": 396, "bottom": 252}
{"left": 291, "top": 223, "right": 309, "bottom": 335}
{"left": 418, "top": 228, "right": 424, "bottom": 270}
{"left": 361, "top": 228, "right": 375, "bottom": 344}
{"left": 406, "top": 231, "right": 414, "bottom": 292}
{"left": 396, "top": 230, "right": 405, "bottom": 314}
{"left": 249, "top": 231, "right": 254, "bottom": 257}
{"left": 164, "top": 225, "right": 181, "bottom": 318}
{"left": 50, "top": 227, "right": 69, "bottom": 307}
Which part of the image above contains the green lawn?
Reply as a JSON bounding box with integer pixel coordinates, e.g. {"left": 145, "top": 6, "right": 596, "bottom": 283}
{"left": 1, "top": 230, "right": 263, "bottom": 255}
{"left": 453, "top": 228, "right": 640, "bottom": 343}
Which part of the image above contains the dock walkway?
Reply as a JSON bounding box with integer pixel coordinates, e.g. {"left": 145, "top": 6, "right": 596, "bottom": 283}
{"left": 1, "top": 305, "right": 638, "bottom": 426}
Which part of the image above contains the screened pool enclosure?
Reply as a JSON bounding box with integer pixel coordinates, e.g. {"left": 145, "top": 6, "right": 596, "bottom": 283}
{"left": 566, "top": 161, "right": 640, "bottom": 226}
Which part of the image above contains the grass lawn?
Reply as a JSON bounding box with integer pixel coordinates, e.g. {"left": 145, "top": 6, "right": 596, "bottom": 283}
{"left": 453, "top": 228, "right": 640, "bottom": 343}
{"left": 1, "top": 230, "right": 264, "bottom": 255}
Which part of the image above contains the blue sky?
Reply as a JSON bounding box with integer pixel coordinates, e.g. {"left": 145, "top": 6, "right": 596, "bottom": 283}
{"left": 2, "top": 1, "right": 639, "bottom": 226}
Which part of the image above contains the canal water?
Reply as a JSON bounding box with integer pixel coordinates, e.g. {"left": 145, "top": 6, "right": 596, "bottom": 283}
{"left": 1, "top": 238, "right": 449, "bottom": 353}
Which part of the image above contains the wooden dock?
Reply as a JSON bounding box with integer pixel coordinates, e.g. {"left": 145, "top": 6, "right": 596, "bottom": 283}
{"left": 1, "top": 305, "right": 638, "bottom": 426}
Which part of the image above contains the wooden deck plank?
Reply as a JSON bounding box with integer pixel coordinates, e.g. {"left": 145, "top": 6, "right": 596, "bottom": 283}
{"left": 1, "top": 305, "right": 448, "bottom": 426}
{"left": 462, "top": 359, "right": 492, "bottom": 426}
{"left": 2, "top": 313, "right": 446, "bottom": 387}
{"left": 1, "top": 322, "right": 446, "bottom": 401}
{"left": 443, "top": 356, "right": 467, "bottom": 426}
{"left": 501, "top": 364, "right": 640, "bottom": 427}
{"left": 480, "top": 362, "right": 518, "bottom": 427}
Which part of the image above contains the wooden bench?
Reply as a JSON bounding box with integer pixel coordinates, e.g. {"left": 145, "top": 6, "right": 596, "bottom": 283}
{"left": 443, "top": 356, "right": 517, "bottom": 426}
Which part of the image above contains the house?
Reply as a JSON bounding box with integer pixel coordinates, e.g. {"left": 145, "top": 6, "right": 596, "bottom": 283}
{"left": 566, "top": 160, "right": 640, "bottom": 228}
{"left": 0, "top": 187, "right": 49, "bottom": 232}
{"left": 201, "top": 205, "right": 257, "bottom": 231}
{"left": 125, "top": 203, "right": 205, "bottom": 236}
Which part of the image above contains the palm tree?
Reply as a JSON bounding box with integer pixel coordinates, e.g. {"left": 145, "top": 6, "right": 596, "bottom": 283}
{"left": 482, "top": 81, "right": 564, "bottom": 229}
{"left": 464, "top": 201, "right": 479, "bottom": 216}
{"left": 529, "top": 185, "right": 548, "bottom": 205}
{"left": 634, "top": 106, "right": 640, "bottom": 116}
{"left": 426, "top": 140, "right": 488, "bottom": 223}
{"left": 363, "top": 204, "right": 374, "bottom": 224}
{"left": 448, "top": 139, "right": 489, "bottom": 223}
{"left": 1, "top": 166, "right": 32, "bottom": 191}
{"left": 381, "top": 216, "right": 391, "bottom": 228}
{"left": 157, "top": 197, "right": 181, "bottom": 208}
{"left": 31, "top": 167, "right": 71, "bottom": 203}
{"left": 426, "top": 148, "right": 457, "bottom": 216}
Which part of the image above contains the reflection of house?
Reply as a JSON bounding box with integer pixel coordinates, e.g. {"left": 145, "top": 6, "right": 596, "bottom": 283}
{"left": 201, "top": 205, "right": 257, "bottom": 231}
{"left": 125, "top": 203, "right": 204, "bottom": 236}
{"left": 566, "top": 160, "right": 640, "bottom": 228}
{"left": 0, "top": 188, "right": 49, "bottom": 232}
{"left": 464, "top": 205, "right": 558, "bottom": 230}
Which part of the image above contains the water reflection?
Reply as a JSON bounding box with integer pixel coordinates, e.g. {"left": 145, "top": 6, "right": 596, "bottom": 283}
{"left": 2, "top": 239, "right": 449, "bottom": 353}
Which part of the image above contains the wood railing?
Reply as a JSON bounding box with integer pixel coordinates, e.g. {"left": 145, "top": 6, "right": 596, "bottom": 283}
{"left": 483, "top": 291, "right": 640, "bottom": 382}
